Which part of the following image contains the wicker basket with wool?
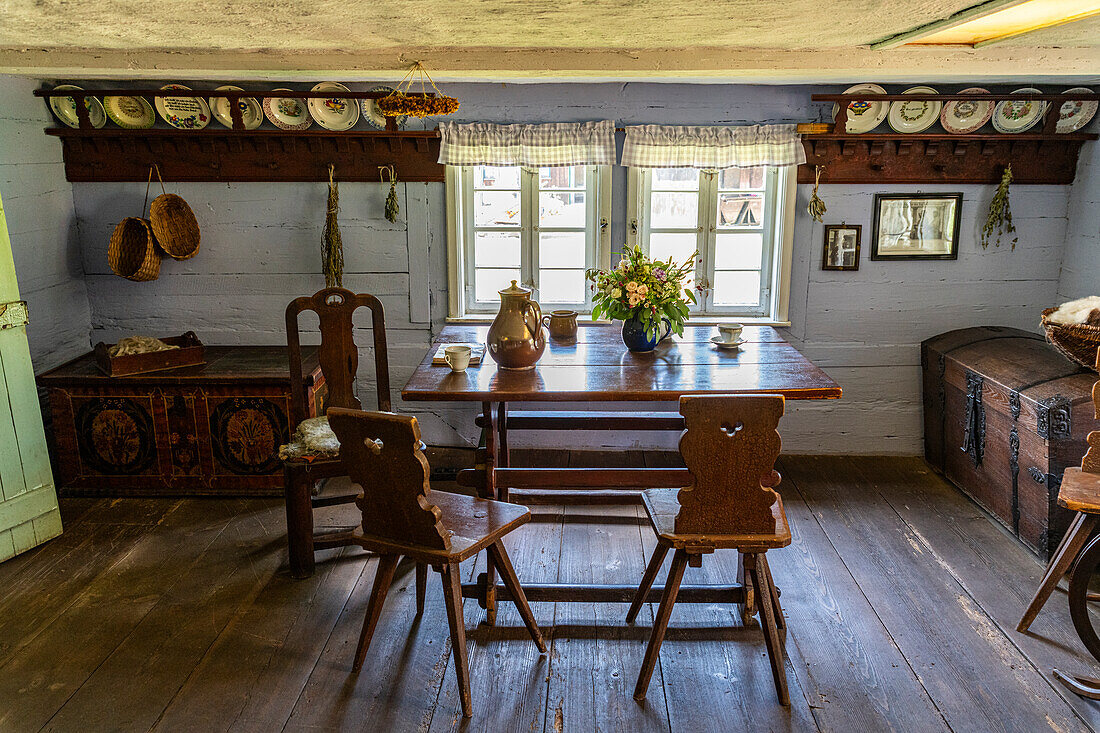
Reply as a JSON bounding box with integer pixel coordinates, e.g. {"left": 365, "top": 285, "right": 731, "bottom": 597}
{"left": 108, "top": 217, "right": 160, "bottom": 282}
{"left": 1041, "top": 307, "right": 1100, "bottom": 373}
{"left": 149, "top": 193, "right": 200, "bottom": 260}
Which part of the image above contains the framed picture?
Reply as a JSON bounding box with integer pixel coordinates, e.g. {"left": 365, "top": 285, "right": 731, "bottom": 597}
{"left": 870, "top": 193, "right": 962, "bottom": 260}
{"left": 822, "top": 224, "right": 862, "bottom": 271}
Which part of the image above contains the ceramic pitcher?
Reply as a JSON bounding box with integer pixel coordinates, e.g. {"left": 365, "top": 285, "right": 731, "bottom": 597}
{"left": 486, "top": 280, "right": 545, "bottom": 370}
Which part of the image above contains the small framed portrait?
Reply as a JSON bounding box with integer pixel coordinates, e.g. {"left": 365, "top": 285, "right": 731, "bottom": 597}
{"left": 822, "top": 224, "right": 862, "bottom": 271}
{"left": 871, "top": 193, "right": 962, "bottom": 260}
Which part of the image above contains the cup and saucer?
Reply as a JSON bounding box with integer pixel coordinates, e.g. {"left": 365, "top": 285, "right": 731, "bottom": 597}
{"left": 711, "top": 324, "right": 746, "bottom": 350}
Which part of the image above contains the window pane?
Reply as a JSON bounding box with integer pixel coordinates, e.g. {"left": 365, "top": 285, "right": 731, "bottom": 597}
{"left": 712, "top": 271, "right": 762, "bottom": 307}
{"left": 539, "top": 166, "right": 585, "bottom": 189}
{"left": 474, "top": 231, "right": 520, "bottom": 268}
{"left": 475, "top": 268, "right": 521, "bottom": 302}
{"left": 540, "top": 191, "right": 586, "bottom": 228}
{"left": 648, "top": 233, "right": 698, "bottom": 292}
{"left": 719, "top": 167, "right": 765, "bottom": 190}
{"left": 651, "top": 168, "right": 700, "bottom": 190}
{"left": 717, "top": 192, "right": 764, "bottom": 228}
{"left": 474, "top": 191, "right": 521, "bottom": 227}
{"left": 650, "top": 192, "right": 698, "bottom": 228}
{"left": 539, "top": 269, "right": 586, "bottom": 304}
{"left": 539, "top": 231, "right": 586, "bottom": 269}
{"left": 714, "top": 232, "right": 763, "bottom": 270}
{"left": 474, "top": 166, "right": 520, "bottom": 189}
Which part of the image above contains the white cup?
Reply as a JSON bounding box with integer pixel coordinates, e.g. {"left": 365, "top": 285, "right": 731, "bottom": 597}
{"left": 444, "top": 345, "right": 472, "bottom": 372}
{"left": 717, "top": 324, "right": 743, "bottom": 343}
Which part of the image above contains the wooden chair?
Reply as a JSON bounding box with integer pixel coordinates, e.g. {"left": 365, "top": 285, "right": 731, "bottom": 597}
{"left": 327, "top": 407, "right": 546, "bottom": 718}
{"left": 284, "top": 287, "right": 400, "bottom": 580}
{"left": 1018, "top": 348, "right": 1100, "bottom": 634}
{"left": 627, "top": 394, "right": 792, "bottom": 705}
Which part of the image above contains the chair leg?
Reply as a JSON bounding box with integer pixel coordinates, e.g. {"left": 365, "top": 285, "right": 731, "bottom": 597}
{"left": 441, "top": 562, "right": 473, "bottom": 718}
{"left": 760, "top": 554, "right": 785, "bottom": 637}
{"left": 415, "top": 562, "right": 428, "bottom": 615}
{"left": 488, "top": 541, "right": 547, "bottom": 653}
{"left": 737, "top": 551, "right": 756, "bottom": 626}
{"left": 627, "top": 542, "right": 670, "bottom": 624}
{"left": 634, "top": 548, "right": 689, "bottom": 702}
{"left": 285, "top": 467, "right": 316, "bottom": 579}
{"left": 747, "top": 553, "right": 790, "bottom": 705}
{"left": 1018, "top": 512, "right": 1098, "bottom": 633}
{"left": 352, "top": 554, "right": 401, "bottom": 673}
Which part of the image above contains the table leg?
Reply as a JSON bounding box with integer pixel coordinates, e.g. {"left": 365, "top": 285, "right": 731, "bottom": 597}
{"left": 497, "top": 402, "right": 510, "bottom": 501}
{"left": 482, "top": 400, "right": 499, "bottom": 625}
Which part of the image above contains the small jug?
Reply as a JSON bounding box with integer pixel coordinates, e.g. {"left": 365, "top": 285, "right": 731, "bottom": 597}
{"left": 543, "top": 309, "right": 578, "bottom": 341}
{"left": 486, "top": 280, "right": 545, "bottom": 370}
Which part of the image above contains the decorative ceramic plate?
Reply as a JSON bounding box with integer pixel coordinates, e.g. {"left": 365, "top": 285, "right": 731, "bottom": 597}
{"left": 1055, "top": 87, "right": 1098, "bottom": 134}
{"left": 360, "top": 86, "right": 407, "bottom": 130}
{"left": 155, "top": 84, "right": 211, "bottom": 130}
{"left": 308, "top": 82, "right": 359, "bottom": 131}
{"left": 833, "top": 83, "right": 888, "bottom": 134}
{"left": 993, "top": 88, "right": 1045, "bottom": 134}
{"left": 210, "top": 85, "right": 263, "bottom": 130}
{"left": 262, "top": 89, "right": 312, "bottom": 131}
{"left": 940, "top": 87, "right": 994, "bottom": 134}
{"left": 103, "top": 95, "right": 155, "bottom": 129}
{"left": 887, "top": 86, "right": 941, "bottom": 133}
{"left": 48, "top": 85, "right": 107, "bottom": 129}
{"left": 710, "top": 336, "right": 746, "bottom": 350}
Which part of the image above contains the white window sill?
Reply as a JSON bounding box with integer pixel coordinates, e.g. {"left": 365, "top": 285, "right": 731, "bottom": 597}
{"left": 445, "top": 315, "right": 791, "bottom": 327}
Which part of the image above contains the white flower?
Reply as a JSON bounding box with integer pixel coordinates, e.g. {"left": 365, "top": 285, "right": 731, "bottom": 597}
{"left": 610, "top": 288, "right": 622, "bottom": 298}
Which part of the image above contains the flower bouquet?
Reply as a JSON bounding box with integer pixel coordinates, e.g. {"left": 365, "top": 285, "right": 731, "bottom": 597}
{"left": 586, "top": 245, "right": 699, "bottom": 352}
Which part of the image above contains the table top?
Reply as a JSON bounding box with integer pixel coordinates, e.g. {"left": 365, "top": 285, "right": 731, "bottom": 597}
{"left": 402, "top": 325, "right": 841, "bottom": 402}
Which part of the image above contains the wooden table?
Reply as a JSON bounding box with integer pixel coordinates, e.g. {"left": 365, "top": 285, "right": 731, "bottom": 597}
{"left": 402, "top": 324, "right": 841, "bottom": 623}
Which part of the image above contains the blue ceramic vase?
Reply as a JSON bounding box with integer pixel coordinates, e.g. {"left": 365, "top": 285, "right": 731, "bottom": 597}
{"left": 621, "top": 314, "right": 671, "bottom": 353}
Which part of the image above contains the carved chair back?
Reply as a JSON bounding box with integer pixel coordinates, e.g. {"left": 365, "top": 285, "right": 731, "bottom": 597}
{"left": 285, "top": 287, "right": 392, "bottom": 428}
{"left": 1083, "top": 348, "right": 1100, "bottom": 474}
{"left": 675, "top": 394, "right": 785, "bottom": 536}
{"left": 328, "top": 407, "right": 450, "bottom": 551}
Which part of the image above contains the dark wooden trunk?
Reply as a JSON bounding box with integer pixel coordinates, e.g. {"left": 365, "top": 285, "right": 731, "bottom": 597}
{"left": 37, "top": 346, "right": 324, "bottom": 497}
{"left": 923, "top": 327, "right": 1099, "bottom": 559}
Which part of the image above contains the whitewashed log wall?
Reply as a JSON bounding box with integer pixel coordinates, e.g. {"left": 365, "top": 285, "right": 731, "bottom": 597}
{"left": 1059, "top": 139, "right": 1099, "bottom": 301}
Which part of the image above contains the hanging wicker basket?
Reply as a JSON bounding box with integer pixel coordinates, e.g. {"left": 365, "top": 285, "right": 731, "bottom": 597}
{"left": 1041, "top": 307, "right": 1100, "bottom": 373}
{"left": 149, "top": 193, "right": 200, "bottom": 260}
{"left": 108, "top": 217, "right": 161, "bottom": 281}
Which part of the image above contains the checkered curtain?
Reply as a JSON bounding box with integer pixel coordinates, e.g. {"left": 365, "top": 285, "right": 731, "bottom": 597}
{"left": 620, "top": 124, "right": 805, "bottom": 169}
{"left": 437, "top": 120, "right": 616, "bottom": 166}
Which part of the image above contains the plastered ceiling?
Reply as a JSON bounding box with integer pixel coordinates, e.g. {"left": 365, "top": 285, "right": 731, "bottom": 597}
{"left": 0, "top": 0, "right": 1097, "bottom": 81}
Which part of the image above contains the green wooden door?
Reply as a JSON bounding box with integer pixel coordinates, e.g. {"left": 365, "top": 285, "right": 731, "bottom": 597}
{"left": 0, "top": 190, "right": 62, "bottom": 562}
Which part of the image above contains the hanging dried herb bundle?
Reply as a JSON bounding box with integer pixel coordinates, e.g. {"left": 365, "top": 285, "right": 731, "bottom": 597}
{"left": 981, "top": 165, "right": 1017, "bottom": 250}
{"left": 321, "top": 163, "right": 344, "bottom": 288}
{"left": 380, "top": 165, "right": 399, "bottom": 223}
{"left": 808, "top": 165, "right": 827, "bottom": 223}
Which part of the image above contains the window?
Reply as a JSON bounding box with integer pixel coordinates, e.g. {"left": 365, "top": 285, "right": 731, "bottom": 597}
{"left": 447, "top": 165, "right": 610, "bottom": 316}
{"left": 627, "top": 166, "right": 794, "bottom": 321}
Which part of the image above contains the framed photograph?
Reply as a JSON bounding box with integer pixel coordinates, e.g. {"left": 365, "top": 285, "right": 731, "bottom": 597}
{"left": 822, "top": 224, "right": 862, "bottom": 271}
{"left": 870, "top": 193, "right": 962, "bottom": 260}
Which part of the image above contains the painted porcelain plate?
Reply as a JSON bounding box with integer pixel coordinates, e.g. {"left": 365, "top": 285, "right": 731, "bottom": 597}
{"left": 210, "top": 85, "right": 263, "bottom": 130}
{"left": 103, "top": 95, "right": 155, "bottom": 129}
{"left": 308, "top": 82, "right": 359, "bottom": 131}
{"left": 993, "top": 88, "right": 1046, "bottom": 134}
{"left": 940, "top": 87, "right": 994, "bottom": 134}
{"left": 262, "top": 89, "right": 312, "bottom": 131}
{"left": 1055, "top": 87, "right": 1098, "bottom": 134}
{"left": 155, "top": 84, "right": 211, "bottom": 130}
{"left": 888, "top": 86, "right": 941, "bottom": 133}
{"left": 360, "top": 86, "right": 407, "bottom": 130}
{"left": 49, "top": 85, "right": 106, "bottom": 129}
{"left": 833, "top": 83, "right": 888, "bottom": 134}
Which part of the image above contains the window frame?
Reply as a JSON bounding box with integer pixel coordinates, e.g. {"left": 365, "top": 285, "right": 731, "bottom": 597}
{"left": 446, "top": 164, "right": 612, "bottom": 318}
{"left": 627, "top": 165, "right": 795, "bottom": 324}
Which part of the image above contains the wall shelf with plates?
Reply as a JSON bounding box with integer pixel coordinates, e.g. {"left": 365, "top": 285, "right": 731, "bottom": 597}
{"left": 34, "top": 86, "right": 446, "bottom": 183}
{"left": 798, "top": 91, "right": 1099, "bottom": 185}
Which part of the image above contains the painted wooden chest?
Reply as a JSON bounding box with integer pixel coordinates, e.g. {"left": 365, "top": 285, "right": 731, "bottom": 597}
{"left": 922, "top": 326, "right": 1099, "bottom": 560}
{"left": 38, "top": 346, "right": 325, "bottom": 497}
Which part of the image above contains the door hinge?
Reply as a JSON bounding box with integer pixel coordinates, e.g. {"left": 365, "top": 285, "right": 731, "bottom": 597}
{"left": 0, "top": 300, "right": 28, "bottom": 330}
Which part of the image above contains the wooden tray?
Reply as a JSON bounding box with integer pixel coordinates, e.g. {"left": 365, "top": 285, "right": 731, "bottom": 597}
{"left": 93, "top": 331, "right": 206, "bottom": 377}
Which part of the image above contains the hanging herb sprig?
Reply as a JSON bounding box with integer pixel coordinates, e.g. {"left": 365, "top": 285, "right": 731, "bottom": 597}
{"left": 379, "top": 165, "right": 399, "bottom": 223}
{"left": 981, "top": 165, "right": 1017, "bottom": 251}
{"left": 321, "top": 163, "right": 344, "bottom": 288}
{"left": 808, "top": 165, "right": 827, "bottom": 223}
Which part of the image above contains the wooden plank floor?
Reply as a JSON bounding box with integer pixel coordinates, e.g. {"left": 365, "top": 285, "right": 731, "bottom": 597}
{"left": 1, "top": 456, "right": 1099, "bottom": 732}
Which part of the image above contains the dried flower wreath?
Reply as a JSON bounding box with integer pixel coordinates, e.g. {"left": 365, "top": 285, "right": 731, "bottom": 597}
{"left": 377, "top": 62, "right": 460, "bottom": 119}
